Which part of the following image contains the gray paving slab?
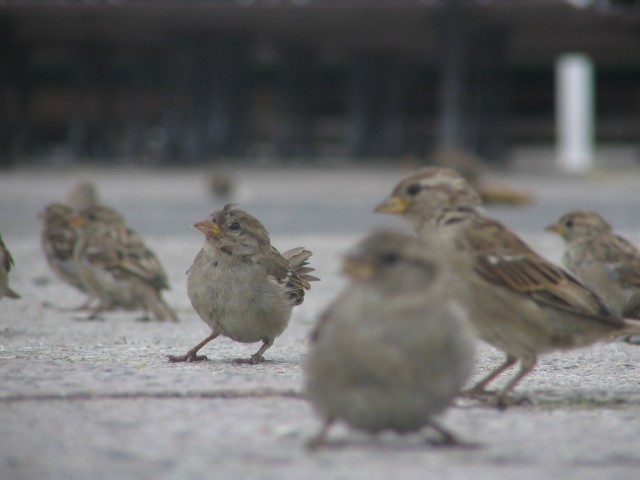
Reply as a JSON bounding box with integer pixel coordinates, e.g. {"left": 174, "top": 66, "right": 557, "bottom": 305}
{"left": 1, "top": 165, "right": 640, "bottom": 480}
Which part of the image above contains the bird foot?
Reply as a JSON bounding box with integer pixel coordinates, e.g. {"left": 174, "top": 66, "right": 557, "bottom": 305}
{"left": 622, "top": 334, "right": 640, "bottom": 345}
{"left": 166, "top": 353, "right": 208, "bottom": 363}
{"left": 426, "top": 435, "right": 480, "bottom": 449}
{"left": 494, "top": 394, "right": 531, "bottom": 410}
{"left": 425, "top": 422, "right": 481, "bottom": 449}
{"left": 73, "top": 314, "right": 105, "bottom": 322}
{"left": 461, "top": 388, "right": 530, "bottom": 409}
{"left": 460, "top": 387, "right": 492, "bottom": 400}
{"left": 232, "top": 354, "right": 265, "bottom": 365}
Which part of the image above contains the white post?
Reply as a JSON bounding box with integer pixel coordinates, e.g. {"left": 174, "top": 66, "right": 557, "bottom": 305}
{"left": 555, "top": 53, "right": 595, "bottom": 173}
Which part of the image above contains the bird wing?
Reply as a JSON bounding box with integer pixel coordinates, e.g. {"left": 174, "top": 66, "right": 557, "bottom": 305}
{"left": 469, "top": 219, "right": 623, "bottom": 326}
{"left": 84, "top": 227, "right": 169, "bottom": 289}
{"left": 596, "top": 234, "right": 640, "bottom": 289}
{"left": 1, "top": 238, "right": 14, "bottom": 272}
{"left": 280, "top": 246, "right": 320, "bottom": 283}
{"left": 261, "top": 246, "right": 315, "bottom": 305}
{"left": 267, "top": 246, "right": 310, "bottom": 289}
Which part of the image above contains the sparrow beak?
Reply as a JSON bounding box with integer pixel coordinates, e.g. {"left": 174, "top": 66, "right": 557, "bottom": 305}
{"left": 375, "top": 196, "right": 408, "bottom": 214}
{"left": 193, "top": 219, "right": 223, "bottom": 238}
{"left": 68, "top": 214, "right": 86, "bottom": 227}
{"left": 342, "top": 256, "right": 376, "bottom": 281}
{"left": 545, "top": 223, "right": 564, "bottom": 235}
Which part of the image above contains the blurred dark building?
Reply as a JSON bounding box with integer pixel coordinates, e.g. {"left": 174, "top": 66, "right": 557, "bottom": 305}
{"left": 1, "top": 0, "right": 639, "bottom": 166}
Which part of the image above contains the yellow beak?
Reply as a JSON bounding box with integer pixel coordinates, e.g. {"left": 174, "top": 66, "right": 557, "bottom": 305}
{"left": 193, "top": 219, "right": 223, "bottom": 238}
{"left": 342, "top": 257, "right": 376, "bottom": 281}
{"left": 545, "top": 223, "right": 564, "bottom": 235}
{"left": 68, "top": 215, "right": 86, "bottom": 227}
{"left": 374, "top": 196, "right": 409, "bottom": 214}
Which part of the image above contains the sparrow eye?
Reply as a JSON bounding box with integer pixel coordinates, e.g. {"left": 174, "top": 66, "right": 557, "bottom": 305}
{"left": 565, "top": 219, "right": 573, "bottom": 228}
{"left": 228, "top": 222, "right": 241, "bottom": 232}
{"left": 380, "top": 253, "right": 399, "bottom": 265}
{"left": 406, "top": 183, "right": 421, "bottom": 196}
{"left": 87, "top": 213, "right": 97, "bottom": 221}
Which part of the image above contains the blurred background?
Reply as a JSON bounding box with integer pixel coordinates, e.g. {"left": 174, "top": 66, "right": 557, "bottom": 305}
{"left": 0, "top": 0, "right": 639, "bottom": 172}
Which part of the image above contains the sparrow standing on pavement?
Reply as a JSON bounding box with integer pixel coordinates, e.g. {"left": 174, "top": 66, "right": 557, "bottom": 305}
{"left": 40, "top": 204, "right": 89, "bottom": 298}
{"left": 168, "top": 204, "right": 318, "bottom": 364}
{"left": 306, "top": 231, "right": 474, "bottom": 448}
{"left": 71, "top": 205, "right": 178, "bottom": 321}
{"left": 376, "top": 167, "right": 640, "bottom": 404}
{"left": 546, "top": 210, "right": 640, "bottom": 317}
{"left": 0, "top": 235, "right": 20, "bottom": 300}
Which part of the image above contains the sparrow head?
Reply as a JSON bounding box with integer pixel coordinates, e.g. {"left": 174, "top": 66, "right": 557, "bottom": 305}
{"left": 69, "top": 206, "right": 125, "bottom": 230}
{"left": 195, "top": 204, "right": 270, "bottom": 256}
{"left": 343, "top": 230, "right": 438, "bottom": 294}
{"left": 39, "top": 203, "right": 73, "bottom": 223}
{"left": 546, "top": 210, "right": 612, "bottom": 242}
{"left": 375, "top": 167, "right": 482, "bottom": 230}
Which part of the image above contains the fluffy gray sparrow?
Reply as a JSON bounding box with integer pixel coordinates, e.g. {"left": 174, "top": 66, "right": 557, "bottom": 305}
{"left": 71, "top": 205, "right": 178, "bottom": 321}
{"left": 546, "top": 210, "right": 640, "bottom": 317}
{"left": 306, "top": 230, "right": 474, "bottom": 448}
{"left": 0, "top": 234, "right": 20, "bottom": 300}
{"left": 376, "top": 167, "right": 640, "bottom": 404}
{"left": 168, "top": 204, "right": 318, "bottom": 364}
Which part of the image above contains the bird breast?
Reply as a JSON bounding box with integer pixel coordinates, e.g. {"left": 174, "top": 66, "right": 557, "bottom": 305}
{"left": 187, "top": 254, "right": 293, "bottom": 343}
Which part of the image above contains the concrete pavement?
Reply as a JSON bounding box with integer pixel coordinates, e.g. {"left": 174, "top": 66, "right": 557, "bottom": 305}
{"left": 1, "top": 165, "right": 640, "bottom": 480}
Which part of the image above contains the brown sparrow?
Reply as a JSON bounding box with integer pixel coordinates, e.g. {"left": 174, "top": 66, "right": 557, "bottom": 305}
{"left": 376, "top": 167, "right": 640, "bottom": 404}
{"left": 306, "top": 230, "right": 474, "bottom": 448}
{"left": 39, "top": 204, "right": 90, "bottom": 298}
{"left": 0, "top": 234, "right": 20, "bottom": 300}
{"left": 546, "top": 210, "right": 640, "bottom": 317}
{"left": 168, "top": 204, "right": 318, "bottom": 364}
{"left": 71, "top": 205, "right": 178, "bottom": 321}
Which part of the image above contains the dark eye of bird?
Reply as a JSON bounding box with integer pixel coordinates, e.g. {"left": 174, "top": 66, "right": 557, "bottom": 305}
{"left": 565, "top": 220, "right": 573, "bottom": 228}
{"left": 228, "top": 222, "right": 241, "bottom": 232}
{"left": 380, "top": 253, "right": 399, "bottom": 264}
{"left": 407, "top": 183, "right": 421, "bottom": 196}
{"left": 88, "top": 213, "right": 97, "bottom": 221}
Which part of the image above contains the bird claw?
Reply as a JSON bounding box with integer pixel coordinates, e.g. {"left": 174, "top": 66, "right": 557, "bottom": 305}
{"left": 74, "top": 314, "right": 105, "bottom": 322}
{"left": 232, "top": 354, "right": 265, "bottom": 365}
{"left": 494, "top": 394, "right": 531, "bottom": 410}
{"left": 166, "top": 353, "right": 208, "bottom": 363}
{"left": 461, "top": 388, "right": 530, "bottom": 409}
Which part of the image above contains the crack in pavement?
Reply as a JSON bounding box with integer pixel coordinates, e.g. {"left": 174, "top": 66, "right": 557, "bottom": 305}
{"left": 0, "top": 388, "right": 306, "bottom": 403}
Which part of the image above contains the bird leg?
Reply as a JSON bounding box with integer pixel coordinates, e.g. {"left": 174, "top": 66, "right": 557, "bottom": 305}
{"left": 76, "top": 300, "right": 112, "bottom": 321}
{"left": 424, "top": 420, "right": 478, "bottom": 448}
{"left": 494, "top": 357, "right": 536, "bottom": 409}
{"left": 465, "top": 354, "right": 518, "bottom": 397}
{"left": 306, "top": 417, "right": 335, "bottom": 451}
{"left": 144, "top": 293, "right": 179, "bottom": 322}
{"left": 233, "top": 339, "right": 273, "bottom": 365}
{"left": 167, "top": 332, "right": 219, "bottom": 362}
{"left": 56, "top": 297, "right": 96, "bottom": 312}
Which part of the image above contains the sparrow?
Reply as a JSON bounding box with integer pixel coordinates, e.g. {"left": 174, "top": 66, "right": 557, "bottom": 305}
{"left": 376, "top": 167, "right": 640, "bottom": 404}
{"left": 545, "top": 210, "right": 640, "bottom": 317}
{"left": 70, "top": 205, "right": 178, "bottom": 321}
{"left": 168, "top": 204, "right": 318, "bottom": 364}
{"left": 0, "top": 234, "right": 20, "bottom": 300}
{"left": 306, "top": 230, "right": 475, "bottom": 448}
{"left": 39, "top": 204, "right": 90, "bottom": 297}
